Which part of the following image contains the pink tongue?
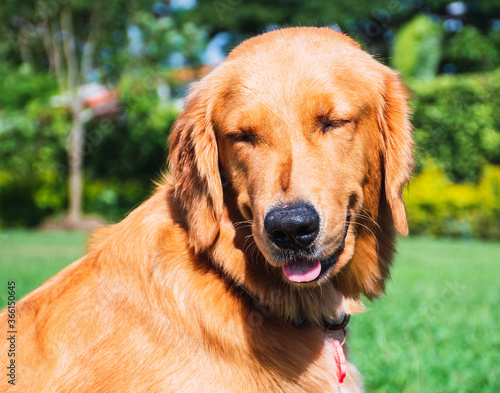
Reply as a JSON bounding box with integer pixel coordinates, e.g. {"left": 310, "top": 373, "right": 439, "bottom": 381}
{"left": 283, "top": 259, "right": 321, "bottom": 283}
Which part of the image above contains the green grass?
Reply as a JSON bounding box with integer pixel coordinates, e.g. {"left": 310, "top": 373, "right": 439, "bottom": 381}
{"left": 350, "top": 237, "right": 500, "bottom": 393}
{"left": 1, "top": 231, "right": 499, "bottom": 392}
{"left": 0, "top": 230, "right": 88, "bottom": 299}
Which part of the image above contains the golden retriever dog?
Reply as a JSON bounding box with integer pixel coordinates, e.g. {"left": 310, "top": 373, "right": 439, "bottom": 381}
{"left": 1, "top": 27, "right": 413, "bottom": 392}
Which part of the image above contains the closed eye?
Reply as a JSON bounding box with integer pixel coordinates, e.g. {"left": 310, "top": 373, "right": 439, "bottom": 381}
{"left": 228, "top": 130, "right": 258, "bottom": 145}
{"left": 321, "top": 119, "right": 351, "bottom": 133}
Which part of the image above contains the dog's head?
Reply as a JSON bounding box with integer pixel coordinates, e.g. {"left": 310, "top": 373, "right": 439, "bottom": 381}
{"left": 169, "top": 28, "right": 413, "bottom": 314}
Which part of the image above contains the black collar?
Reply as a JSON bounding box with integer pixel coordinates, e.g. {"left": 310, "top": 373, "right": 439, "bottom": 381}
{"left": 237, "top": 282, "right": 351, "bottom": 332}
{"left": 293, "top": 314, "right": 350, "bottom": 331}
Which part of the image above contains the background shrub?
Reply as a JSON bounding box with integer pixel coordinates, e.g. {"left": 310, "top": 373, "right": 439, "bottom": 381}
{"left": 391, "top": 15, "right": 443, "bottom": 79}
{"left": 1, "top": 63, "right": 500, "bottom": 240}
{"left": 410, "top": 70, "right": 500, "bottom": 183}
{"left": 0, "top": 68, "right": 179, "bottom": 226}
{"left": 405, "top": 163, "right": 500, "bottom": 239}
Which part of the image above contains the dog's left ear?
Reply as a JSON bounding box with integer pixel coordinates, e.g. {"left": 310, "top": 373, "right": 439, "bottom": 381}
{"left": 169, "top": 87, "right": 223, "bottom": 253}
{"left": 379, "top": 71, "right": 414, "bottom": 236}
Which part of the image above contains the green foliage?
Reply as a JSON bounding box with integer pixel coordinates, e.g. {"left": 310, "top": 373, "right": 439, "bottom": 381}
{"left": 410, "top": 70, "right": 500, "bottom": 182}
{"left": 84, "top": 178, "right": 151, "bottom": 222}
{"left": 391, "top": 15, "right": 443, "bottom": 79}
{"left": 190, "top": 1, "right": 500, "bottom": 76}
{"left": 80, "top": 70, "right": 180, "bottom": 222}
{"left": 0, "top": 0, "right": 156, "bottom": 79}
{"left": 444, "top": 25, "right": 500, "bottom": 73}
{"left": 192, "top": 0, "right": 397, "bottom": 35}
{"left": 0, "top": 0, "right": 206, "bottom": 227}
{"left": 0, "top": 65, "right": 58, "bottom": 109}
{"left": 405, "top": 163, "right": 500, "bottom": 239}
{"left": 130, "top": 12, "right": 208, "bottom": 68}
{"left": 471, "top": 166, "right": 500, "bottom": 240}
{"left": 0, "top": 66, "right": 180, "bottom": 227}
{"left": 0, "top": 86, "right": 70, "bottom": 227}
{"left": 87, "top": 68, "right": 179, "bottom": 182}
{"left": 1, "top": 1, "right": 499, "bottom": 238}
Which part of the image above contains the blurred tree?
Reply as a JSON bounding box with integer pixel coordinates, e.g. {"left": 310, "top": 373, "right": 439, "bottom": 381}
{"left": 443, "top": 25, "right": 500, "bottom": 73}
{"left": 0, "top": 0, "right": 156, "bottom": 226}
{"left": 1, "top": 0, "right": 500, "bottom": 229}
{"left": 189, "top": 0, "right": 413, "bottom": 58}
{"left": 391, "top": 15, "right": 443, "bottom": 79}
{"left": 130, "top": 10, "right": 207, "bottom": 68}
{"left": 0, "top": 1, "right": 208, "bottom": 227}
{"left": 189, "top": 0, "right": 500, "bottom": 73}
{"left": 190, "top": 0, "right": 406, "bottom": 35}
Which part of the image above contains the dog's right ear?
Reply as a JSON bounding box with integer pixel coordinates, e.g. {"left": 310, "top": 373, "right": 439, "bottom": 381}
{"left": 169, "top": 87, "right": 223, "bottom": 253}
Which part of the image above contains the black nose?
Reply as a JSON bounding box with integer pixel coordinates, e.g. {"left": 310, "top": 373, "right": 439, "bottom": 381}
{"left": 264, "top": 202, "right": 320, "bottom": 249}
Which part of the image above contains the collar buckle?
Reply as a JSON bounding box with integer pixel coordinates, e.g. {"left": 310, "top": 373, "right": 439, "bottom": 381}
{"left": 323, "top": 314, "right": 350, "bottom": 332}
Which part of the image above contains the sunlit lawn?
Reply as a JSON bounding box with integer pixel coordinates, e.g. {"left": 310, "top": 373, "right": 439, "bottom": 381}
{"left": 0, "top": 230, "right": 88, "bottom": 299}
{"left": 1, "top": 230, "right": 499, "bottom": 392}
{"left": 350, "top": 237, "right": 500, "bottom": 393}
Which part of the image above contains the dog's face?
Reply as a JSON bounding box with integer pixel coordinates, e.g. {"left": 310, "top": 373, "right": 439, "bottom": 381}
{"left": 170, "top": 28, "right": 413, "bottom": 303}
{"left": 214, "top": 38, "right": 385, "bottom": 285}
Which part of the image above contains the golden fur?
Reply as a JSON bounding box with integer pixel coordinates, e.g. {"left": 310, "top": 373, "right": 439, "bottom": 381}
{"left": 1, "top": 27, "right": 413, "bottom": 392}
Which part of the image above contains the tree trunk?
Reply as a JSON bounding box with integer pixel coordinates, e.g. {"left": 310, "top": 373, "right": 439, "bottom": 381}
{"left": 61, "top": 6, "right": 85, "bottom": 227}
{"left": 66, "top": 99, "right": 85, "bottom": 226}
{"left": 18, "top": 24, "right": 33, "bottom": 65}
